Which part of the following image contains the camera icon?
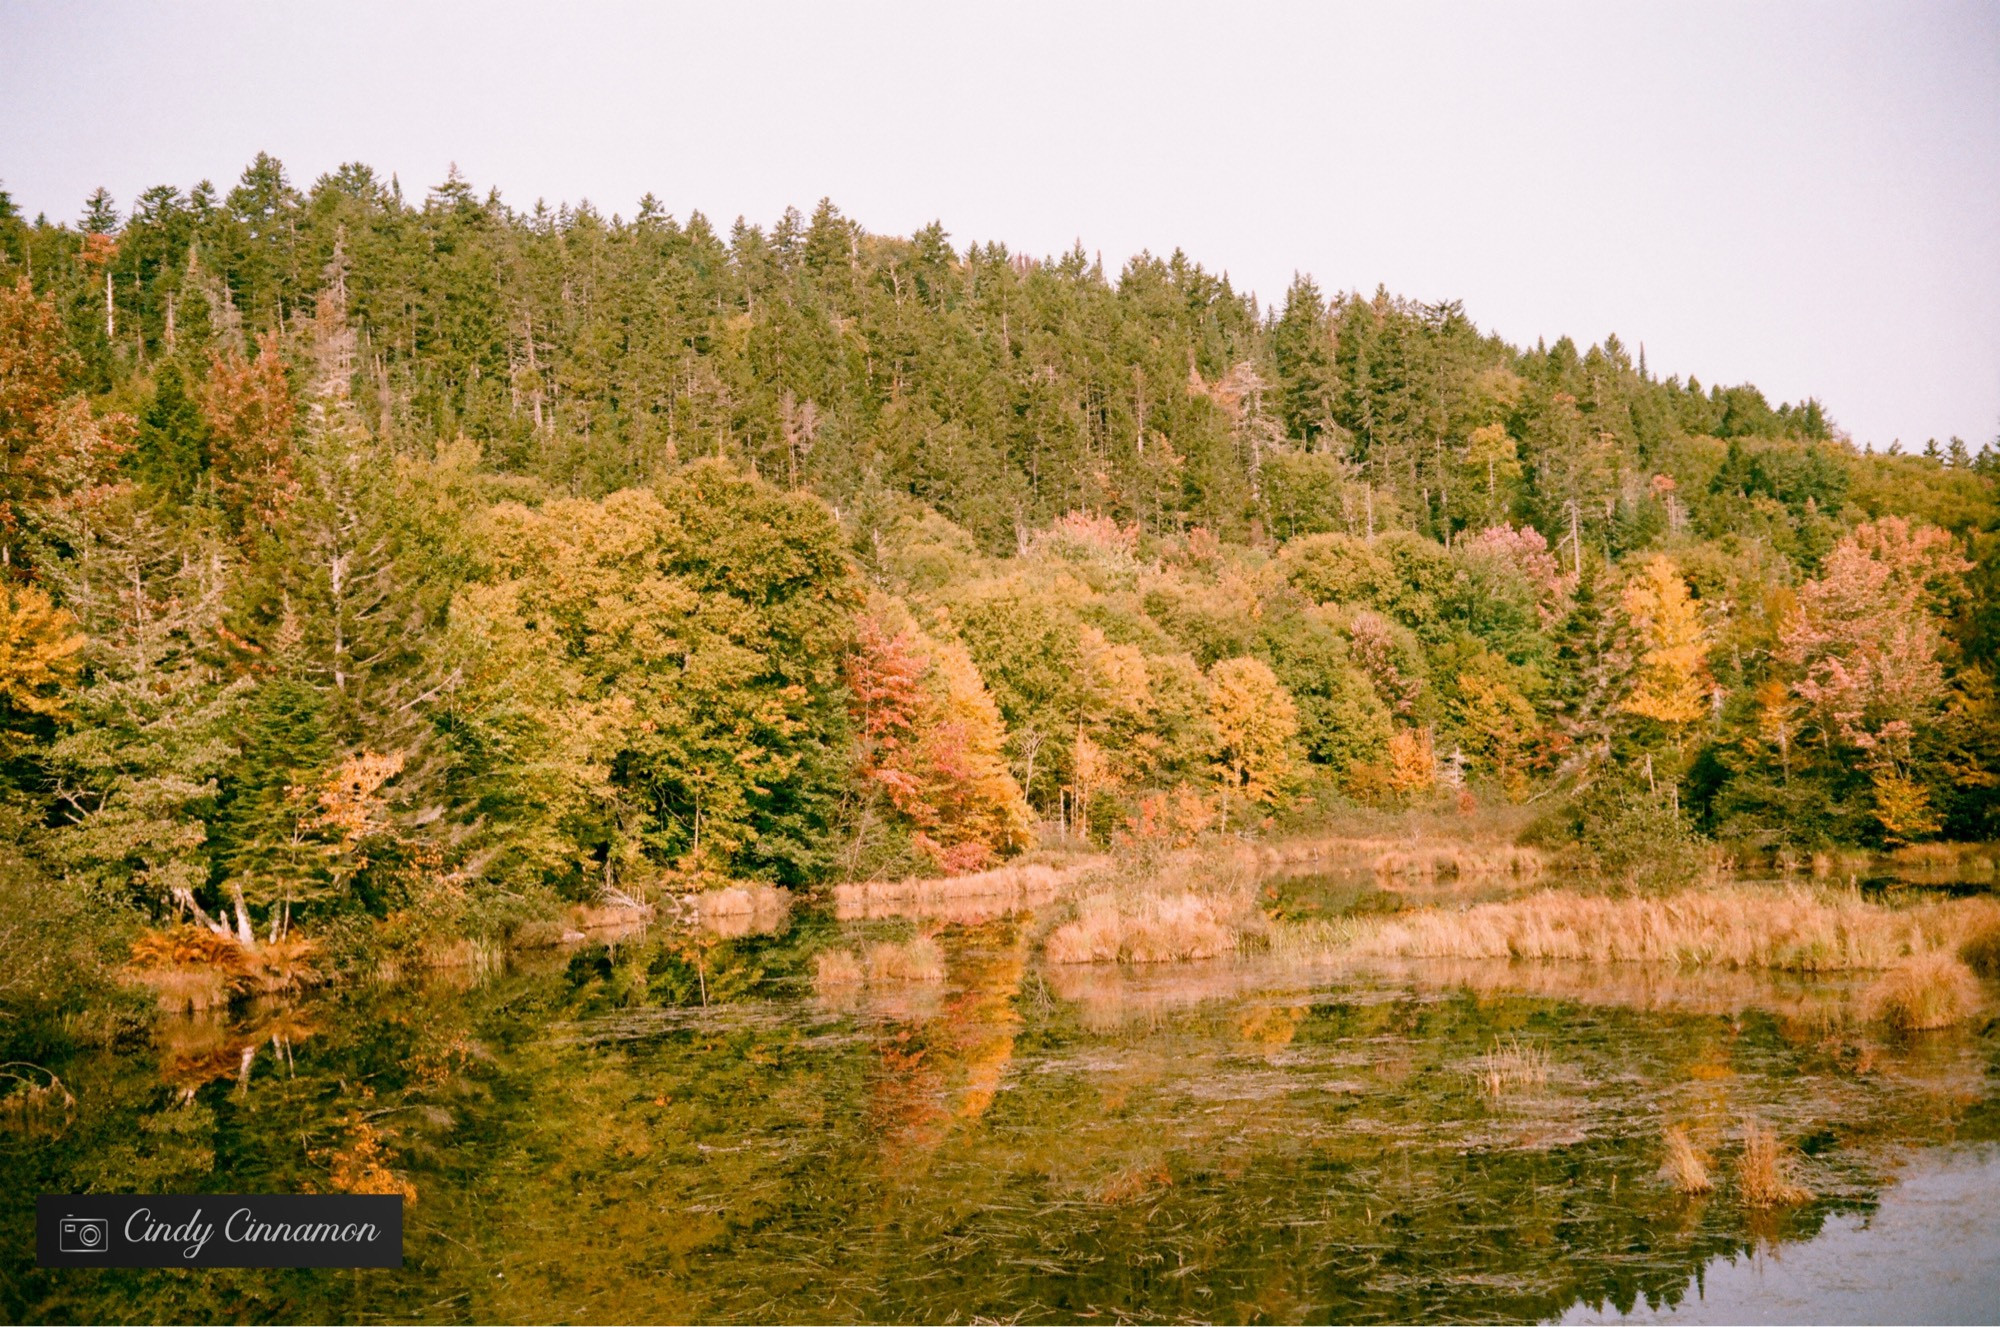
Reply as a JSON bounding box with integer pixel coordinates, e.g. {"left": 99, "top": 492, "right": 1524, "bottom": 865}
{"left": 59, "top": 1216, "right": 109, "bottom": 1253}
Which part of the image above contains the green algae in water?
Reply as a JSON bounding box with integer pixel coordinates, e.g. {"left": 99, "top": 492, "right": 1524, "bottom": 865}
{"left": 4, "top": 912, "right": 1996, "bottom": 1325}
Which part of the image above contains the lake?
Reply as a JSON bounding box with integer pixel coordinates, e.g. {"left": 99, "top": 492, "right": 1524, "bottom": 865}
{"left": 6, "top": 879, "right": 1998, "bottom": 1324}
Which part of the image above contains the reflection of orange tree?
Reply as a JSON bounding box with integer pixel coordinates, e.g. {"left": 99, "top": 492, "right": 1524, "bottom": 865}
{"left": 156, "top": 1004, "right": 315, "bottom": 1099}
{"left": 312, "top": 1091, "right": 418, "bottom": 1205}
{"left": 865, "top": 924, "right": 1026, "bottom": 1173}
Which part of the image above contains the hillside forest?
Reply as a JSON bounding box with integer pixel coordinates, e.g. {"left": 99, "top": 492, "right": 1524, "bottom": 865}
{"left": 2, "top": 156, "right": 1997, "bottom": 1033}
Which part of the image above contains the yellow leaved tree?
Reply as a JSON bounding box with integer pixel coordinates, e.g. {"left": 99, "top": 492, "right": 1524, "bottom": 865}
{"left": 1206, "top": 656, "right": 1298, "bottom": 823}
{"left": 1619, "top": 557, "right": 1711, "bottom": 744}
{"left": 0, "top": 582, "right": 84, "bottom": 747}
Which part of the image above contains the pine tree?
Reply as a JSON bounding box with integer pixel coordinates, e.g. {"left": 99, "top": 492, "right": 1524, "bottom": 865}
{"left": 132, "top": 361, "right": 209, "bottom": 498}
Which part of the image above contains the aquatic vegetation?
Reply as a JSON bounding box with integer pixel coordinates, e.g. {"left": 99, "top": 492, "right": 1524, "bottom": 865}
{"left": 866, "top": 935, "right": 946, "bottom": 983}
{"left": 7, "top": 907, "right": 1999, "bottom": 1325}
{"left": 1962, "top": 918, "right": 2000, "bottom": 978}
{"left": 1372, "top": 841, "right": 1545, "bottom": 882}
{"left": 814, "top": 948, "right": 866, "bottom": 991}
{"left": 1736, "top": 1121, "right": 1814, "bottom": 1207}
{"left": 1477, "top": 1035, "right": 1551, "bottom": 1097}
{"left": 689, "top": 885, "right": 793, "bottom": 938}
{"left": 1863, "top": 951, "right": 1984, "bottom": 1030}
{"left": 832, "top": 860, "right": 1082, "bottom": 922}
{"left": 1355, "top": 884, "right": 2000, "bottom": 972}
{"left": 1661, "top": 1126, "right": 1714, "bottom": 1195}
{"left": 1044, "top": 891, "right": 1235, "bottom": 964}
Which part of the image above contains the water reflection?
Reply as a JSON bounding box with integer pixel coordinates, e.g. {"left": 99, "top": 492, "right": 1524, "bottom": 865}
{"left": 4, "top": 883, "right": 1996, "bottom": 1325}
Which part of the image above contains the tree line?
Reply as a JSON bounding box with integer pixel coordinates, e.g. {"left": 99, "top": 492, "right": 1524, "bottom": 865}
{"left": 1, "top": 154, "right": 1996, "bottom": 982}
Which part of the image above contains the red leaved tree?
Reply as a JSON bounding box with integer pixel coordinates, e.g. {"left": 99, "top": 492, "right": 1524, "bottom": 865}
{"left": 203, "top": 331, "right": 298, "bottom": 534}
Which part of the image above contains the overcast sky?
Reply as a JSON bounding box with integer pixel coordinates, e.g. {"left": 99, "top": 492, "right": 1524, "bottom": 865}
{"left": 2, "top": 1, "right": 1995, "bottom": 449}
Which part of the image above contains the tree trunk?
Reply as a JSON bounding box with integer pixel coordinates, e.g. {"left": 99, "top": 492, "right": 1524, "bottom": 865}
{"left": 231, "top": 883, "right": 256, "bottom": 948}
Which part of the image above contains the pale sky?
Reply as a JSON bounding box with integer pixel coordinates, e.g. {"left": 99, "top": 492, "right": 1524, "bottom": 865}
{"left": 3, "top": 0, "right": 1996, "bottom": 450}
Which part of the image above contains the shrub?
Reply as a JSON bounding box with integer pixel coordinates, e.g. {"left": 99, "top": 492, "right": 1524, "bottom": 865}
{"left": 1533, "top": 765, "right": 1707, "bottom": 890}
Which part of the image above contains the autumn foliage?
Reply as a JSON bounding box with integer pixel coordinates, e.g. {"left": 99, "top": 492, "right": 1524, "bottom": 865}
{"left": 202, "top": 331, "right": 298, "bottom": 532}
{"left": 847, "top": 605, "right": 1032, "bottom": 872}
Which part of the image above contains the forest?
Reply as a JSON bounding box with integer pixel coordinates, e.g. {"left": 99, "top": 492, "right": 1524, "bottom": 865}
{"left": 2, "top": 154, "right": 1997, "bottom": 1048}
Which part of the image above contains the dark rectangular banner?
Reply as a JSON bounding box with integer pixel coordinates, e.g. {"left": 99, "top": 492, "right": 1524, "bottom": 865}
{"left": 37, "top": 1194, "right": 402, "bottom": 1268}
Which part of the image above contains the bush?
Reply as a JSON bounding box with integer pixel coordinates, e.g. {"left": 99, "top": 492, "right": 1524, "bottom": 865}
{"left": 1532, "top": 765, "right": 1707, "bottom": 890}
{"left": 0, "top": 817, "right": 142, "bottom": 1055}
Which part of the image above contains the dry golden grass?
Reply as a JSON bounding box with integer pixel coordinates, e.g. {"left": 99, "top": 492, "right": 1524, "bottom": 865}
{"left": 1219, "top": 823, "right": 1545, "bottom": 884}
{"left": 1863, "top": 951, "right": 1984, "bottom": 1030}
{"left": 1736, "top": 1121, "right": 1812, "bottom": 1207}
{"left": 833, "top": 861, "right": 1085, "bottom": 922}
{"left": 1345, "top": 955, "right": 1861, "bottom": 1023}
{"left": 689, "top": 885, "right": 792, "bottom": 937}
{"left": 1373, "top": 843, "right": 1546, "bottom": 882}
{"left": 1660, "top": 1126, "right": 1713, "bottom": 1195}
{"left": 813, "top": 948, "right": 866, "bottom": 991}
{"left": 1962, "top": 918, "right": 2000, "bottom": 978}
{"left": 1888, "top": 842, "right": 1998, "bottom": 877}
{"left": 866, "top": 936, "right": 946, "bottom": 983}
{"left": 1476, "top": 1037, "right": 1550, "bottom": 1098}
{"left": 1044, "top": 892, "right": 1236, "bottom": 965}
{"left": 1354, "top": 884, "right": 2000, "bottom": 973}
{"left": 132, "top": 965, "right": 234, "bottom": 1014}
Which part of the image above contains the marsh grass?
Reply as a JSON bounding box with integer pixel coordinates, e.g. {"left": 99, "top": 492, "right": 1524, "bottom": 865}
{"left": 1660, "top": 1126, "right": 1713, "bottom": 1195}
{"left": 865, "top": 936, "right": 946, "bottom": 983}
{"left": 1863, "top": 951, "right": 1983, "bottom": 1030}
{"left": 1735, "top": 1121, "right": 1813, "bottom": 1207}
{"left": 1355, "top": 885, "right": 2000, "bottom": 973}
{"left": 833, "top": 862, "right": 1087, "bottom": 922}
{"left": 1373, "top": 843, "right": 1545, "bottom": 882}
{"left": 1044, "top": 892, "right": 1235, "bottom": 964}
{"left": 691, "top": 885, "right": 792, "bottom": 938}
{"left": 813, "top": 949, "right": 866, "bottom": 990}
{"left": 1476, "top": 1037, "right": 1550, "bottom": 1098}
{"left": 1961, "top": 919, "right": 2000, "bottom": 978}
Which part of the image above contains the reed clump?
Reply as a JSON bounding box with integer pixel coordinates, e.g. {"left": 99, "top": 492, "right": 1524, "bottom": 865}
{"left": 1961, "top": 919, "right": 2000, "bottom": 978}
{"left": 1373, "top": 842, "right": 1545, "bottom": 882}
{"left": 865, "top": 935, "right": 946, "bottom": 983}
{"left": 1475, "top": 1037, "right": 1550, "bottom": 1098}
{"left": 813, "top": 948, "right": 866, "bottom": 990}
{"left": 833, "top": 861, "right": 1084, "bottom": 921}
{"left": 1355, "top": 884, "right": 2000, "bottom": 973}
{"left": 1660, "top": 1126, "right": 1712, "bottom": 1195}
{"left": 1863, "top": 951, "right": 1983, "bottom": 1031}
{"left": 1044, "top": 891, "right": 1235, "bottom": 964}
{"left": 1735, "top": 1121, "right": 1812, "bottom": 1207}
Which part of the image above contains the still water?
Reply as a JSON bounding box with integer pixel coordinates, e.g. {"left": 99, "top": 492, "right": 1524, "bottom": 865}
{"left": 5, "top": 880, "right": 1998, "bottom": 1324}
